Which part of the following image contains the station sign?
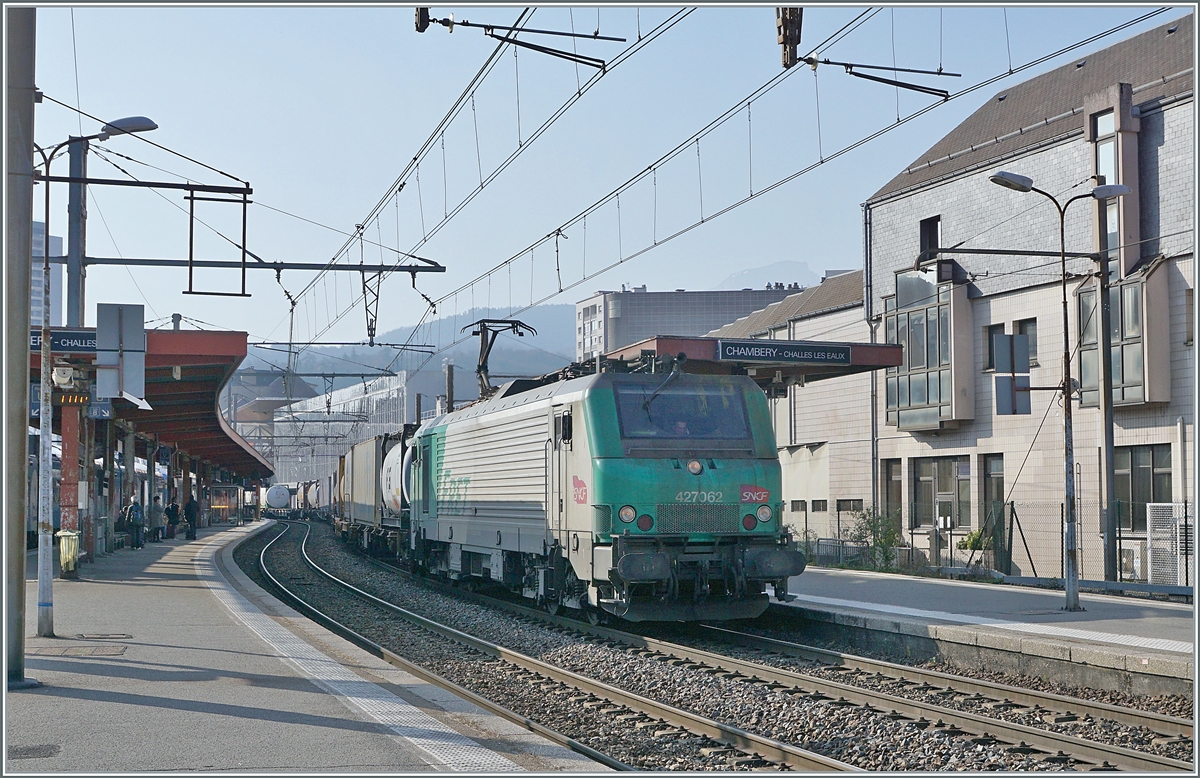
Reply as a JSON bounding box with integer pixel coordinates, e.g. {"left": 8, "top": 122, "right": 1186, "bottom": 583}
{"left": 88, "top": 384, "right": 113, "bottom": 419}
{"left": 29, "top": 328, "right": 97, "bottom": 354}
{"left": 716, "top": 339, "right": 852, "bottom": 365}
{"left": 28, "top": 383, "right": 114, "bottom": 419}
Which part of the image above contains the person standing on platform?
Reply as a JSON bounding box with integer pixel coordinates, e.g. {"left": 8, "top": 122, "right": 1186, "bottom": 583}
{"left": 165, "top": 500, "right": 180, "bottom": 539}
{"left": 183, "top": 494, "right": 199, "bottom": 540}
{"left": 126, "top": 496, "right": 145, "bottom": 549}
{"left": 148, "top": 496, "right": 165, "bottom": 542}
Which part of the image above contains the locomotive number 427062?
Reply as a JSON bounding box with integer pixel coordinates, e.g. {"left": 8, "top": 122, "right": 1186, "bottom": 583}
{"left": 676, "top": 491, "right": 723, "bottom": 503}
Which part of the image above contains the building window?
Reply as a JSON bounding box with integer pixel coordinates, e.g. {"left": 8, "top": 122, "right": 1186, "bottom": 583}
{"left": 984, "top": 323, "right": 1005, "bottom": 370}
{"left": 835, "top": 499, "right": 863, "bottom": 513}
{"left": 1115, "top": 444, "right": 1171, "bottom": 532}
{"left": 1186, "top": 289, "right": 1193, "bottom": 347}
{"left": 882, "top": 459, "right": 902, "bottom": 528}
{"left": 1079, "top": 280, "right": 1144, "bottom": 405}
{"left": 1016, "top": 318, "right": 1038, "bottom": 365}
{"left": 790, "top": 500, "right": 806, "bottom": 512}
{"left": 1094, "top": 110, "right": 1120, "bottom": 262}
{"left": 982, "top": 454, "right": 1004, "bottom": 527}
{"left": 911, "top": 455, "right": 970, "bottom": 528}
{"left": 884, "top": 270, "right": 962, "bottom": 430}
{"left": 919, "top": 215, "right": 941, "bottom": 256}
{"left": 811, "top": 500, "right": 828, "bottom": 512}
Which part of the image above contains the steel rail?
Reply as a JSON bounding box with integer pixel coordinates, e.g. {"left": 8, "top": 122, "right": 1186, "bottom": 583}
{"left": 254, "top": 522, "right": 632, "bottom": 771}
{"left": 339, "top": 545, "right": 1190, "bottom": 771}
{"left": 701, "top": 623, "right": 1194, "bottom": 739}
{"left": 286, "top": 524, "right": 856, "bottom": 772}
{"left": 564, "top": 622, "right": 1192, "bottom": 772}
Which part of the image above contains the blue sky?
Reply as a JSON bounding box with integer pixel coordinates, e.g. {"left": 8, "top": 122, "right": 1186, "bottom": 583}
{"left": 29, "top": 4, "right": 1192, "bottom": 365}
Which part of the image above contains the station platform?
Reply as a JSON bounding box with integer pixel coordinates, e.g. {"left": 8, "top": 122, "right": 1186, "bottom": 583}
{"left": 7, "top": 522, "right": 603, "bottom": 773}
{"left": 775, "top": 568, "right": 1194, "bottom": 696}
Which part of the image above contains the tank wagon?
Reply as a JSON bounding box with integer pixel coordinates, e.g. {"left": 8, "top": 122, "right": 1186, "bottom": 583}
{"left": 331, "top": 427, "right": 418, "bottom": 554}
{"left": 401, "top": 370, "right": 806, "bottom": 622}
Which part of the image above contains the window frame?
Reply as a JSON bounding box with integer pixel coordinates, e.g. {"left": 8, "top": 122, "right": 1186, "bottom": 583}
{"left": 1015, "top": 318, "right": 1038, "bottom": 366}
{"left": 1078, "top": 279, "right": 1145, "bottom": 406}
{"left": 884, "top": 280, "right": 955, "bottom": 429}
{"left": 984, "top": 323, "right": 1006, "bottom": 371}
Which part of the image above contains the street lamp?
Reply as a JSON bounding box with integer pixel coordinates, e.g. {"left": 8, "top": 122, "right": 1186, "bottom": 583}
{"left": 988, "top": 170, "right": 1130, "bottom": 611}
{"left": 31, "top": 116, "right": 155, "bottom": 635}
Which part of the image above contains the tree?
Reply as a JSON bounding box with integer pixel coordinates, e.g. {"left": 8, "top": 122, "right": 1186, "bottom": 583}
{"left": 846, "top": 507, "right": 904, "bottom": 571}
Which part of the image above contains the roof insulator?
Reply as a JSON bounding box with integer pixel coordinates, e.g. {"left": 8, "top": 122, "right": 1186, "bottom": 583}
{"left": 1075, "top": 60, "right": 1086, "bottom": 68}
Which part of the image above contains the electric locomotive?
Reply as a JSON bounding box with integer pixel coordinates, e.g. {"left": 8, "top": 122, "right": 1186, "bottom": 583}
{"left": 403, "top": 367, "right": 805, "bottom": 621}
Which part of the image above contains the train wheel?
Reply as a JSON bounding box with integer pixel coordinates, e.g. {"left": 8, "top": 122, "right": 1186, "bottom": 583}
{"left": 585, "top": 606, "right": 602, "bottom": 625}
{"left": 544, "top": 597, "right": 561, "bottom": 616}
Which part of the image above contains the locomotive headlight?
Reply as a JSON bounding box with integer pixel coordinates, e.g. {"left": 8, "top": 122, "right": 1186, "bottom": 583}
{"left": 686, "top": 459, "right": 703, "bottom": 475}
{"left": 618, "top": 505, "right": 637, "bottom": 523}
{"left": 755, "top": 505, "right": 773, "bottom": 523}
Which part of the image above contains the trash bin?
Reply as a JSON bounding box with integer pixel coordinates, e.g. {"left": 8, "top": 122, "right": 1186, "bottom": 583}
{"left": 56, "top": 530, "right": 81, "bottom": 578}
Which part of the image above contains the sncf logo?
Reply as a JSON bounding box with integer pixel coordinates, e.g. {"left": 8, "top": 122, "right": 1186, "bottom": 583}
{"left": 740, "top": 485, "right": 769, "bottom": 503}
{"left": 572, "top": 476, "right": 588, "bottom": 504}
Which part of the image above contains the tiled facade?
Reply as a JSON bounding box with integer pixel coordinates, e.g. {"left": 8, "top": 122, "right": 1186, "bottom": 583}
{"left": 767, "top": 17, "right": 1194, "bottom": 580}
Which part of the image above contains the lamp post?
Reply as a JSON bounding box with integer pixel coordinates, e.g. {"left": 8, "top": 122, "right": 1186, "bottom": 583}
{"left": 32, "top": 116, "right": 156, "bottom": 635}
{"left": 988, "top": 171, "right": 1129, "bottom": 611}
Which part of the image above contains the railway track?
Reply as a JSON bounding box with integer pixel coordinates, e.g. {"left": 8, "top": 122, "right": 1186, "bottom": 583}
{"left": 253, "top": 521, "right": 853, "bottom": 771}
{"left": 334, "top": 529, "right": 1192, "bottom": 771}
{"left": 693, "top": 623, "right": 1194, "bottom": 740}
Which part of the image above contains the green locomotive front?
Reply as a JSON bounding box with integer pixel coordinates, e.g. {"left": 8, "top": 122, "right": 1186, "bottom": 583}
{"left": 405, "top": 370, "right": 806, "bottom": 622}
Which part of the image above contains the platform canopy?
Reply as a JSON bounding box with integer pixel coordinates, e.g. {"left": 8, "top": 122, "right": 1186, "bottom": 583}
{"left": 605, "top": 335, "right": 902, "bottom": 390}
{"left": 31, "top": 327, "right": 272, "bottom": 480}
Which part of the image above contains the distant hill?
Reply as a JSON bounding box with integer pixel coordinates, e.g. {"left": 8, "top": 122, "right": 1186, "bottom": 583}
{"left": 715, "top": 261, "right": 821, "bottom": 291}
{"left": 241, "top": 304, "right": 578, "bottom": 418}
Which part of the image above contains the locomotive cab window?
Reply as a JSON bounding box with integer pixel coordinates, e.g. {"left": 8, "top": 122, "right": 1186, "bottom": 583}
{"left": 613, "top": 378, "right": 750, "bottom": 443}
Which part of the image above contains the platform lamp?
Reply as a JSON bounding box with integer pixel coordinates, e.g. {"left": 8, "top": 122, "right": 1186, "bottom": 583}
{"left": 32, "top": 116, "right": 157, "bottom": 635}
{"left": 988, "top": 170, "right": 1130, "bottom": 612}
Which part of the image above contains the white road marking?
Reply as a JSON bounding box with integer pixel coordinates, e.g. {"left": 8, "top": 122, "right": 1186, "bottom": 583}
{"left": 199, "top": 531, "right": 523, "bottom": 772}
{"left": 794, "top": 594, "right": 1194, "bottom": 655}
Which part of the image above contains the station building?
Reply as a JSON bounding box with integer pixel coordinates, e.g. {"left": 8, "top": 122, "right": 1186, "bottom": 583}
{"left": 715, "top": 14, "right": 1195, "bottom": 584}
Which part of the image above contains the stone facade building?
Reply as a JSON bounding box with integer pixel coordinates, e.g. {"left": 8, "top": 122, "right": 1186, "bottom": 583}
{"left": 728, "top": 16, "right": 1194, "bottom": 583}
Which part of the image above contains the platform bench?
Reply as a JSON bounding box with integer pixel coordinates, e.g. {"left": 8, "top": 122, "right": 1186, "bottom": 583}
{"left": 113, "top": 532, "right": 129, "bottom": 550}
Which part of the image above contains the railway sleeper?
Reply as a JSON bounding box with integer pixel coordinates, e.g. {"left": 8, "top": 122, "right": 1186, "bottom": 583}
{"left": 1151, "top": 735, "right": 1191, "bottom": 746}
{"left": 653, "top": 727, "right": 688, "bottom": 738}
{"left": 1043, "top": 711, "right": 1079, "bottom": 724}
{"left": 700, "top": 746, "right": 738, "bottom": 757}
{"left": 1042, "top": 750, "right": 1092, "bottom": 766}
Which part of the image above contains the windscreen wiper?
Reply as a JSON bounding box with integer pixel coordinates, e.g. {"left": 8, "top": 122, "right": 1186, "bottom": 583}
{"left": 642, "top": 352, "right": 688, "bottom": 420}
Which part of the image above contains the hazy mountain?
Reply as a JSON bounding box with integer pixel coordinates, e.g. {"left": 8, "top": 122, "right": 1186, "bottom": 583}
{"left": 241, "top": 304, "right": 579, "bottom": 416}
{"left": 714, "top": 261, "right": 821, "bottom": 291}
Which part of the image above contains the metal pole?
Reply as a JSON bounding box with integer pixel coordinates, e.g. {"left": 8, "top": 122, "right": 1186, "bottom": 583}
{"left": 1097, "top": 233, "right": 1118, "bottom": 581}
{"left": 1058, "top": 205, "right": 1081, "bottom": 607}
{"left": 7, "top": 5, "right": 39, "bottom": 687}
{"left": 1033, "top": 188, "right": 1086, "bottom": 611}
{"left": 66, "top": 138, "right": 87, "bottom": 326}
{"left": 37, "top": 150, "right": 56, "bottom": 636}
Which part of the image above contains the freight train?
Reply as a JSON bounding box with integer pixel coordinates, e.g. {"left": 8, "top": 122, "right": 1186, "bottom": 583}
{"left": 326, "top": 363, "right": 806, "bottom": 622}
